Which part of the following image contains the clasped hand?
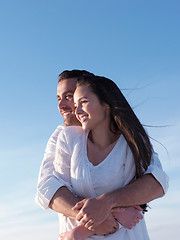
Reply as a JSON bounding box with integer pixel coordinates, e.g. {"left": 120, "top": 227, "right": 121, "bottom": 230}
{"left": 72, "top": 197, "right": 110, "bottom": 231}
{"left": 72, "top": 197, "right": 143, "bottom": 231}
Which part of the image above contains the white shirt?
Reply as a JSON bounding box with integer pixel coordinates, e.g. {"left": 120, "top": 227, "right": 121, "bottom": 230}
{"left": 35, "top": 125, "right": 68, "bottom": 209}
{"left": 52, "top": 126, "right": 169, "bottom": 240}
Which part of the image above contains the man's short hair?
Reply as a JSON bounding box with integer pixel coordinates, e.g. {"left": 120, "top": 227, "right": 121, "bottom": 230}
{"left": 58, "top": 70, "right": 95, "bottom": 82}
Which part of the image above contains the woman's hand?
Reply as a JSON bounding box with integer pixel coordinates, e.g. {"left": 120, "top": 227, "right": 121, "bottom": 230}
{"left": 59, "top": 214, "right": 119, "bottom": 240}
{"left": 59, "top": 225, "right": 91, "bottom": 240}
{"left": 112, "top": 206, "right": 143, "bottom": 229}
{"left": 59, "top": 231, "right": 75, "bottom": 240}
{"left": 72, "top": 196, "right": 111, "bottom": 231}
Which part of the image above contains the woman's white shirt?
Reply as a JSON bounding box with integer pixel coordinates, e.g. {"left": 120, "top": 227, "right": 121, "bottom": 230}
{"left": 53, "top": 126, "right": 169, "bottom": 240}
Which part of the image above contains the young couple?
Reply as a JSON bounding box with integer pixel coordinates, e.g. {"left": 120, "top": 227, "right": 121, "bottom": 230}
{"left": 36, "top": 70, "right": 168, "bottom": 240}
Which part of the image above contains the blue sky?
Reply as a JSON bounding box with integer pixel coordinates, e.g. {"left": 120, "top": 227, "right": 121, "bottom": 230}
{"left": 0, "top": 0, "right": 180, "bottom": 239}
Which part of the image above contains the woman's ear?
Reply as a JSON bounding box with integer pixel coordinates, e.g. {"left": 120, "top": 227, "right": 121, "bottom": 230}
{"left": 104, "top": 103, "right": 110, "bottom": 109}
{"left": 103, "top": 103, "right": 110, "bottom": 116}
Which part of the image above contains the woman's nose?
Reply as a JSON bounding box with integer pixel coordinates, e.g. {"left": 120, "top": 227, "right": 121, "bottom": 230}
{"left": 75, "top": 105, "right": 81, "bottom": 115}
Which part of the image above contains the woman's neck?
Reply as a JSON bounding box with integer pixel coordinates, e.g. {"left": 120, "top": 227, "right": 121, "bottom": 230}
{"left": 88, "top": 126, "right": 119, "bottom": 150}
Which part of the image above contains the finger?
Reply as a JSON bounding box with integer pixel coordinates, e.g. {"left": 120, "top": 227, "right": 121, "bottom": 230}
{"left": 126, "top": 225, "right": 132, "bottom": 229}
{"left": 79, "top": 215, "right": 90, "bottom": 226}
{"left": 59, "top": 233, "right": 64, "bottom": 239}
{"left": 87, "top": 220, "right": 100, "bottom": 231}
{"left": 84, "top": 219, "right": 94, "bottom": 229}
{"left": 111, "top": 207, "right": 125, "bottom": 213}
{"left": 134, "top": 218, "right": 139, "bottom": 224}
{"left": 76, "top": 212, "right": 84, "bottom": 221}
{"left": 137, "top": 212, "right": 143, "bottom": 220}
{"left": 114, "top": 221, "right": 119, "bottom": 229}
{"left": 72, "top": 200, "right": 85, "bottom": 210}
{"left": 111, "top": 227, "right": 117, "bottom": 234}
{"left": 88, "top": 225, "right": 95, "bottom": 231}
{"left": 134, "top": 205, "right": 143, "bottom": 211}
{"left": 88, "top": 222, "right": 98, "bottom": 231}
{"left": 131, "top": 222, "right": 136, "bottom": 227}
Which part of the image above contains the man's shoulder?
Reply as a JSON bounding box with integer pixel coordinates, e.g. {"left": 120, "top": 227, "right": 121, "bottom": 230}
{"left": 50, "top": 125, "right": 84, "bottom": 144}
{"left": 56, "top": 124, "right": 66, "bottom": 131}
{"left": 49, "top": 124, "right": 65, "bottom": 138}
{"left": 61, "top": 125, "right": 84, "bottom": 137}
{"left": 58, "top": 126, "right": 85, "bottom": 152}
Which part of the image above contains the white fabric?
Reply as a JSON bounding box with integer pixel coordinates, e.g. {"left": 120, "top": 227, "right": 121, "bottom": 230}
{"left": 35, "top": 125, "right": 168, "bottom": 210}
{"left": 35, "top": 125, "right": 70, "bottom": 209}
{"left": 53, "top": 126, "right": 169, "bottom": 240}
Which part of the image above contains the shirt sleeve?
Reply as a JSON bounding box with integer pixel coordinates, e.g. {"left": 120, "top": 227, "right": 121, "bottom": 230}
{"left": 144, "top": 150, "right": 169, "bottom": 195}
{"left": 35, "top": 125, "right": 72, "bottom": 209}
{"left": 53, "top": 129, "right": 73, "bottom": 193}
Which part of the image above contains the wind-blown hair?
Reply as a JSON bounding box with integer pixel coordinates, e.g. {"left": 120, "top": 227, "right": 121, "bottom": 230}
{"left": 76, "top": 75, "right": 152, "bottom": 178}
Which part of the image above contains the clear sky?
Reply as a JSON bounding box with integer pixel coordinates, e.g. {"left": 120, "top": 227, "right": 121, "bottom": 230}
{"left": 0, "top": 0, "right": 180, "bottom": 239}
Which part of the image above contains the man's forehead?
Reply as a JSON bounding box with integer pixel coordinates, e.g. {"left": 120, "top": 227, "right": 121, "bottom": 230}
{"left": 57, "top": 78, "right": 77, "bottom": 95}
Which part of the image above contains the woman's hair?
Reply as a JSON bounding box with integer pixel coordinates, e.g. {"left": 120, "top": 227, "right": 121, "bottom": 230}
{"left": 76, "top": 75, "right": 152, "bottom": 178}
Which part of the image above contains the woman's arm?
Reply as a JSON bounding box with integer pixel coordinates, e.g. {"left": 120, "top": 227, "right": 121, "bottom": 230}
{"left": 59, "top": 213, "right": 119, "bottom": 240}
{"left": 73, "top": 173, "right": 164, "bottom": 230}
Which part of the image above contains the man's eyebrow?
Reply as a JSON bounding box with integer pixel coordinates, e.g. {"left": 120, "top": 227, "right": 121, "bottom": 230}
{"left": 63, "top": 91, "right": 74, "bottom": 95}
{"left": 57, "top": 91, "right": 74, "bottom": 99}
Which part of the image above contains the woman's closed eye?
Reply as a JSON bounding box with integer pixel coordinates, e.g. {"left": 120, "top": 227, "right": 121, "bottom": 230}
{"left": 80, "top": 99, "right": 88, "bottom": 104}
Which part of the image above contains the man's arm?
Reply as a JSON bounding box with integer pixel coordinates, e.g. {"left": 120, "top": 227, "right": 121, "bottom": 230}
{"left": 35, "top": 125, "right": 74, "bottom": 210}
{"left": 102, "top": 173, "right": 163, "bottom": 208}
{"left": 36, "top": 125, "right": 144, "bottom": 232}
{"left": 49, "top": 186, "right": 81, "bottom": 219}
{"left": 74, "top": 173, "right": 163, "bottom": 229}
{"left": 74, "top": 150, "right": 169, "bottom": 230}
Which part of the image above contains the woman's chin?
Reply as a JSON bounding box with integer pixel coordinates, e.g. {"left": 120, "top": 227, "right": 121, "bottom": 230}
{"left": 81, "top": 123, "right": 89, "bottom": 130}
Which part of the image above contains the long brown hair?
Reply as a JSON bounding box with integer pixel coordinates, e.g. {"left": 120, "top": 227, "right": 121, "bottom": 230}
{"left": 76, "top": 75, "right": 152, "bottom": 178}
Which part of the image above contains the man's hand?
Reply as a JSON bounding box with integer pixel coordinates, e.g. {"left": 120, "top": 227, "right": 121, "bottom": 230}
{"left": 94, "top": 213, "right": 119, "bottom": 236}
{"left": 112, "top": 206, "right": 143, "bottom": 229}
{"left": 72, "top": 196, "right": 111, "bottom": 230}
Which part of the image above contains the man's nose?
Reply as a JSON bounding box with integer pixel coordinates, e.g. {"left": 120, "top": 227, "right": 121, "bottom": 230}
{"left": 58, "top": 99, "right": 66, "bottom": 110}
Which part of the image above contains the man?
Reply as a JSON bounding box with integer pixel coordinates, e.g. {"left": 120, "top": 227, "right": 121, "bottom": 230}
{"left": 35, "top": 70, "right": 168, "bottom": 235}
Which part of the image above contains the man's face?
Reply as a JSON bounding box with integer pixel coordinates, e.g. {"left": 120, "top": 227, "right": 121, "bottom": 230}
{"left": 57, "top": 78, "right": 81, "bottom": 126}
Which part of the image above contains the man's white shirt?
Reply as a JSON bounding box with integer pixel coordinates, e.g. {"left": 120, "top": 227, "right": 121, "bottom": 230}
{"left": 35, "top": 125, "right": 67, "bottom": 209}
{"left": 35, "top": 124, "right": 169, "bottom": 210}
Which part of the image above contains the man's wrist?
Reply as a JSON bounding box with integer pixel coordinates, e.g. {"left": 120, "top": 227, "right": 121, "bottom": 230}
{"left": 97, "top": 192, "right": 115, "bottom": 210}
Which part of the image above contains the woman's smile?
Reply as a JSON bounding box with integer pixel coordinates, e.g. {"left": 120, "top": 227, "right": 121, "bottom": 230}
{"left": 79, "top": 114, "right": 89, "bottom": 123}
{"left": 74, "top": 86, "right": 109, "bottom": 131}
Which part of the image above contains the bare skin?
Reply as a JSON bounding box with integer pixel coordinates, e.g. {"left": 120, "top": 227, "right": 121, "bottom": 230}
{"left": 49, "top": 186, "right": 143, "bottom": 235}
{"left": 74, "top": 174, "right": 164, "bottom": 230}
{"left": 59, "top": 207, "right": 143, "bottom": 240}
{"left": 49, "top": 173, "right": 163, "bottom": 234}
{"left": 49, "top": 186, "right": 80, "bottom": 219}
{"left": 60, "top": 214, "right": 119, "bottom": 240}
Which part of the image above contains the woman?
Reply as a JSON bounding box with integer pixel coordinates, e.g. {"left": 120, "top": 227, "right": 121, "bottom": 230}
{"left": 54, "top": 75, "right": 167, "bottom": 240}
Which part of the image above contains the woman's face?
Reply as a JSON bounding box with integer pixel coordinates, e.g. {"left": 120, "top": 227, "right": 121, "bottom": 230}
{"left": 74, "top": 85, "right": 109, "bottom": 130}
